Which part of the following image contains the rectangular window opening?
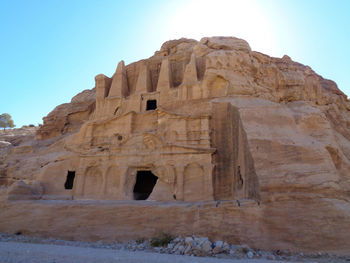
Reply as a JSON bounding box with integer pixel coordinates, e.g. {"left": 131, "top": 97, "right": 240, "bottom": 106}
{"left": 146, "top": 100, "right": 157, "bottom": 111}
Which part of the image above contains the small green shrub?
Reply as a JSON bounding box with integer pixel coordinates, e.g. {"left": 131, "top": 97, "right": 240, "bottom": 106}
{"left": 150, "top": 233, "right": 174, "bottom": 247}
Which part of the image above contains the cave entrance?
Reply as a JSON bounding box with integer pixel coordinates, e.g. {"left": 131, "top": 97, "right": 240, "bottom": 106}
{"left": 133, "top": 170, "right": 158, "bottom": 200}
{"left": 146, "top": 100, "right": 157, "bottom": 111}
{"left": 64, "top": 171, "right": 75, "bottom": 190}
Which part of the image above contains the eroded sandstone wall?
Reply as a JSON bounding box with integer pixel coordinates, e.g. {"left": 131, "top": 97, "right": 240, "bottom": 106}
{"left": 36, "top": 89, "right": 95, "bottom": 140}
{"left": 0, "top": 36, "right": 349, "bottom": 254}
{"left": 1, "top": 199, "right": 350, "bottom": 255}
{"left": 1, "top": 36, "right": 349, "bottom": 203}
{"left": 211, "top": 102, "right": 259, "bottom": 200}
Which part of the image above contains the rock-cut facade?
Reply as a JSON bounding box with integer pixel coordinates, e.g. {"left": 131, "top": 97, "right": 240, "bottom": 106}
{"left": 1, "top": 37, "right": 350, "bottom": 254}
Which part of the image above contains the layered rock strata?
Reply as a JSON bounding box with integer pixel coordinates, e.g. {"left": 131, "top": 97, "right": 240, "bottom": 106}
{"left": 0, "top": 36, "right": 349, "bottom": 254}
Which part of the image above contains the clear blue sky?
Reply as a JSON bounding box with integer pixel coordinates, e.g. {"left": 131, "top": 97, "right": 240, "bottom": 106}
{"left": 1, "top": 0, "right": 349, "bottom": 127}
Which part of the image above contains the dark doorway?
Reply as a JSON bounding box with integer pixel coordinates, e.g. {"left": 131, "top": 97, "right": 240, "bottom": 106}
{"left": 64, "top": 171, "right": 75, "bottom": 190}
{"left": 133, "top": 170, "right": 158, "bottom": 200}
{"left": 146, "top": 100, "right": 157, "bottom": 111}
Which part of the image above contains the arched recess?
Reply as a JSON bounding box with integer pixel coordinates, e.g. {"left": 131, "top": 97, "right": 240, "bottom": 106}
{"left": 105, "top": 165, "right": 120, "bottom": 198}
{"left": 149, "top": 165, "right": 176, "bottom": 201}
{"left": 83, "top": 166, "right": 103, "bottom": 199}
{"left": 183, "top": 163, "right": 204, "bottom": 201}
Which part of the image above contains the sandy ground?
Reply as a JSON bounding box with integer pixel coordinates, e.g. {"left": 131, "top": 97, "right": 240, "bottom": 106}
{"left": 0, "top": 241, "right": 308, "bottom": 263}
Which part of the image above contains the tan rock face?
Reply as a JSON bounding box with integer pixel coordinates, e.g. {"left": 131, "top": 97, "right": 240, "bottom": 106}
{"left": 1, "top": 36, "right": 350, "bottom": 254}
{"left": 200, "top": 36, "right": 251, "bottom": 52}
{"left": 36, "top": 89, "right": 95, "bottom": 140}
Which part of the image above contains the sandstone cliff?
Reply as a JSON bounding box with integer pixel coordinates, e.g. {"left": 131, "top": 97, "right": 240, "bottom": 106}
{"left": 33, "top": 36, "right": 350, "bottom": 201}
{"left": 36, "top": 88, "right": 95, "bottom": 140}
{"left": 0, "top": 36, "right": 349, "bottom": 255}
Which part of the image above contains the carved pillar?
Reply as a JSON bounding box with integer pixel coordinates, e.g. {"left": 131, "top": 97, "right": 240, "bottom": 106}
{"left": 200, "top": 118, "right": 211, "bottom": 146}
{"left": 118, "top": 166, "right": 130, "bottom": 200}
{"left": 203, "top": 164, "right": 214, "bottom": 201}
{"left": 175, "top": 165, "right": 185, "bottom": 201}
{"left": 74, "top": 166, "right": 86, "bottom": 198}
{"left": 101, "top": 166, "right": 109, "bottom": 198}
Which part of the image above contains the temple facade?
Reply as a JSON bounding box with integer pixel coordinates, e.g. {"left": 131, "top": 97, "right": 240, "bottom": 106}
{"left": 38, "top": 53, "right": 259, "bottom": 202}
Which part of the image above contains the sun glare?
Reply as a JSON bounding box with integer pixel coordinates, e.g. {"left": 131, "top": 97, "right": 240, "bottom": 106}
{"left": 165, "top": 0, "right": 279, "bottom": 56}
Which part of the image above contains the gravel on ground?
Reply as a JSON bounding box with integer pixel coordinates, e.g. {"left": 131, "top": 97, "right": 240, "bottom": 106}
{"left": 0, "top": 233, "right": 349, "bottom": 263}
{"left": 0, "top": 241, "right": 303, "bottom": 263}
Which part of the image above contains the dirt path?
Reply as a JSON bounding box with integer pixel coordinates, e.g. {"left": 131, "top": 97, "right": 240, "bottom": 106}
{"left": 0, "top": 241, "right": 304, "bottom": 263}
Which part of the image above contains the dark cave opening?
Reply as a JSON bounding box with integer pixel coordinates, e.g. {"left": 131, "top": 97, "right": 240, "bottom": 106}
{"left": 133, "top": 170, "right": 158, "bottom": 200}
{"left": 64, "top": 171, "right": 75, "bottom": 190}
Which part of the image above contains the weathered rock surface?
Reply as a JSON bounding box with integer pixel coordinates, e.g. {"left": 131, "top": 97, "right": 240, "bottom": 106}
{"left": 1, "top": 199, "right": 350, "bottom": 256}
{"left": 6, "top": 180, "right": 43, "bottom": 200}
{"left": 2, "top": 232, "right": 349, "bottom": 262}
{"left": 0, "top": 36, "right": 349, "bottom": 255}
{"left": 36, "top": 89, "right": 95, "bottom": 140}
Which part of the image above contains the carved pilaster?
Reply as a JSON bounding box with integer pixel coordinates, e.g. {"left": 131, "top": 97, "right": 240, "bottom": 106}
{"left": 118, "top": 166, "right": 131, "bottom": 200}
{"left": 203, "top": 164, "right": 214, "bottom": 201}
{"left": 175, "top": 165, "right": 185, "bottom": 201}
{"left": 101, "top": 166, "right": 109, "bottom": 197}
{"left": 73, "top": 166, "right": 86, "bottom": 198}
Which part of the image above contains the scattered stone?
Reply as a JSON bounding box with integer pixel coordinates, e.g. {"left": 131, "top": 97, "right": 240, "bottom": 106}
{"left": 212, "top": 246, "right": 222, "bottom": 254}
{"left": 177, "top": 245, "right": 185, "bottom": 255}
{"left": 167, "top": 243, "right": 174, "bottom": 250}
{"left": 229, "top": 249, "right": 236, "bottom": 255}
{"left": 184, "top": 245, "right": 191, "bottom": 254}
{"left": 201, "top": 240, "right": 212, "bottom": 253}
{"left": 247, "top": 251, "right": 254, "bottom": 259}
{"left": 172, "top": 237, "right": 182, "bottom": 243}
{"left": 237, "top": 244, "right": 251, "bottom": 254}
{"left": 184, "top": 237, "right": 194, "bottom": 247}
{"left": 222, "top": 242, "right": 230, "bottom": 253}
{"left": 214, "top": 240, "right": 223, "bottom": 248}
{"left": 0, "top": 232, "right": 348, "bottom": 262}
